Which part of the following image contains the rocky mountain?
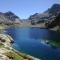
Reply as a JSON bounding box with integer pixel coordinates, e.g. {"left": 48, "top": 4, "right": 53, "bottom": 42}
{"left": 0, "top": 11, "right": 21, "bottom": 25}
{"left": 29, "top": 4, "right": 60, "bottom": 25}
{"left": 48, "top": 4, "right": 60, "bottom": 15}
{"left": 45, "top": 13, "right": 60, "bottom": 28}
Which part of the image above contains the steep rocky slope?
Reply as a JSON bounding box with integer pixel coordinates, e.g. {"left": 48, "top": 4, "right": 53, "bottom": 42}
{"left": 28, "top": 4, "right": 60, "bottom": 25}
{"left": 0, "top": 11, "right": 21, "bottom": 25}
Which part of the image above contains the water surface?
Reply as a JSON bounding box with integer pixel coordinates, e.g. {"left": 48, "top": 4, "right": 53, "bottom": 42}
{"left": 6, "top": 28, "right": 60, "bottom": 60}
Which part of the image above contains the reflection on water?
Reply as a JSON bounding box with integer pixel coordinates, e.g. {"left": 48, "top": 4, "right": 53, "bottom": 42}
{"left": 29, "top": 28, "right": 60, "bottom": 48}
{"left": 5, "top": 28, "right": 60, "bottom": 60}
{"left": 30, "top": 28, "right": 60, "bottom": 40}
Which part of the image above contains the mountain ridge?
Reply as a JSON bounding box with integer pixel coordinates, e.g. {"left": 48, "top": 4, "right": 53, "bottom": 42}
{"left": 28, "top": 4, "right": 60, "bottom": 25}
{"left": 0, "top": 11, "right": 21, "bottom": 25}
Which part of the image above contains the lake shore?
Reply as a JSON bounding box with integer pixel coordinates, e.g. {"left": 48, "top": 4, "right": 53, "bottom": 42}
{"left": 0, "top": 23, "right": 59, "bottom": 32}
{"left": 0, "top": 33, "right": 40, "bottom": 60}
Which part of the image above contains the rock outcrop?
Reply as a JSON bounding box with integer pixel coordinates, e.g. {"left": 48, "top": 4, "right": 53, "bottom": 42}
{"left": 0, "top": 11, "right": 21, "bottom": 25}
{"left": 28, "top": 4, "right": 60, "bottom": 25}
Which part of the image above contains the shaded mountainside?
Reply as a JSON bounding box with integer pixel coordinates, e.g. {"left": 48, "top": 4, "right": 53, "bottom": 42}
{"left": 45, "top": 13, "right": 60, "bottom": 31}
{"left": 0, "top": 11, "right": 21, "bottom": 25}
{"left": 45, "top": 13, "right": 60, "bottom": 27}
{"left": 0, "top": 4, "right": 60, "bottom": 29}
{"left": 28, "top": 4, "right": 60, "bottom": 25}
{"left": 48, "top": 4, "right": 60, "bottom": 15}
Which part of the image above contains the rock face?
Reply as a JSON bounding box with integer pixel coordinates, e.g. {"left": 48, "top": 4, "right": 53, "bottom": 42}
{"left": 28, "top": 4, "right": 60, "bottom": 25}
{"left": 45, "top": 13, "right": 60, "bottom": 28}
{"left": 48, "top": 4, "right": 60, "bottom": 15}
{"left": 0, "top": 11, "right": 21, "bottom": 25}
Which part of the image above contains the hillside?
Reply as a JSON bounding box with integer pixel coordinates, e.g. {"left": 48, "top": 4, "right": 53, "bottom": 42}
{"left": 0, "top": 11, "right": 21, "bottom": 25}
{"left": 28, "top": 4, "right": 60, "bottom": 25}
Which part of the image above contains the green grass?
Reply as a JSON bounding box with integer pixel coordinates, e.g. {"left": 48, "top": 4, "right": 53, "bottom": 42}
{"left": 0, "top": 43, "right": 4, "bottom": 48}
{"left": 4, "top": 51, "right": 24, "bottom": 60}
{"left": 12, "top": 49, "right": 35, "bottom": 60}
{"left": 49, "top": 40, "right": 60, "bottom": 47}
{"left": 4, "top": 49, "right": 35, "bottom": 60}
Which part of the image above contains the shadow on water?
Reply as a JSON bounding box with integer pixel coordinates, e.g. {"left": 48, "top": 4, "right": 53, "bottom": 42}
{"left": 29, "top": 28, "right": 60, "bottom": 48}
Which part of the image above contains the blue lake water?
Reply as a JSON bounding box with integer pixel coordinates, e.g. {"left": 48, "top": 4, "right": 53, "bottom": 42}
{"left": 5, "top": 28, "right": 60, "bottom": 60}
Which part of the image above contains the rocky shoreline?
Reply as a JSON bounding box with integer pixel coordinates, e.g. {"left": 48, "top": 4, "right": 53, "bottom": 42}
{"left": 0, "top": 34, "right": 40, "bottom": 60}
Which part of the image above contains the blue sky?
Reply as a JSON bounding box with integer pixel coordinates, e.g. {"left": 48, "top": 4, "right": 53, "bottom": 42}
{"left": 0, "top": 0, "right": 60, "bottom": 19}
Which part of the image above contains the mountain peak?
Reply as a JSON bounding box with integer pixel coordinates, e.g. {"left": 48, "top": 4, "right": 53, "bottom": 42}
{"left": 28, "top": 4, "right": 60, "bottom": 24}
{"left": 49, "top": 4, "right": 60, "bottom": 15}
{"left": 52, "top": 3, "right": 60, "bottom": 7}
{"left": 4, "top": 11, "right": 19, "bottom": 21}
{"left": 4, "top": 11, "right": 18, "bottom": 17}
{"left": 4, "top": 11, "right": 15, "bottom": 16}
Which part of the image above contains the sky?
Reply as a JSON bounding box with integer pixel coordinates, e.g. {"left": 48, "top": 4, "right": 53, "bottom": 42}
{"left": 0, "top": 0, "right": 60, "bottom": 19}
